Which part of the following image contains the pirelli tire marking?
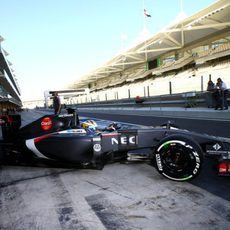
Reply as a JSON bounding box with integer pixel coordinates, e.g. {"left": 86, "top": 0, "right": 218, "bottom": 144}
{"left": 155, "top": 138, "right": 202, "bottom": 181}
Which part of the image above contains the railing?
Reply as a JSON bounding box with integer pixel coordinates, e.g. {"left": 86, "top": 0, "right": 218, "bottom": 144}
{"left": 73, "top": 90, "right": 230, "bottom": 110}
{"left": 73, "top": 91, "right": 205, "bottom": 109}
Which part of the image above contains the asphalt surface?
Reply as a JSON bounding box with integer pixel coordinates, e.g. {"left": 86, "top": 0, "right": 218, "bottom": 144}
{"left": 0, "top": 109, "right": 229, "bottom": 230}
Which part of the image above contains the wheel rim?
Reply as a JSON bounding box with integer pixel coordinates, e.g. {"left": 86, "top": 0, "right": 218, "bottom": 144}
{"left": 161, "top": 143, "right": 191, "bottom": 174}
{"left": 157, "top": 140, "right": 198, "bottom": 179}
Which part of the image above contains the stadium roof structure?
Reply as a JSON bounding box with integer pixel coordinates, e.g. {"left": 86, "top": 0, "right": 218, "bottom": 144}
{"left": 70, "top": 0, "right": 230, "bottom": 89}
{"left": 0, "top": 37, "right": 22, "bottom": 106}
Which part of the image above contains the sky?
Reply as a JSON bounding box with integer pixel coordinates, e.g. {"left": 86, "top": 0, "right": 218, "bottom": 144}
{"left": 0, "top": 0, "right": 217, "bottom": 101}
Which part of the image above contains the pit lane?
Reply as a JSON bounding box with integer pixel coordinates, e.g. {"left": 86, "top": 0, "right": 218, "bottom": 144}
{"left": 0, "top": 110, "right": 229, "bottom": 230}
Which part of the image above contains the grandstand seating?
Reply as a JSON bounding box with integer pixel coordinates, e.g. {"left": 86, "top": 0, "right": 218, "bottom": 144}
{"left": 197, "top": 42, "right": 230, "bottom": 60}
{"left": 73, "top": 43, "right": 229, "bottom": 105}
{"left": 71, "top": 58, "right": 230, "bottom": 106}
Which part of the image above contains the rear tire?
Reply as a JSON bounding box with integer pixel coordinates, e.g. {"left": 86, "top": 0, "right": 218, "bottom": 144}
{"left": 154, "top": 135, "right": 203, "bottom": 181}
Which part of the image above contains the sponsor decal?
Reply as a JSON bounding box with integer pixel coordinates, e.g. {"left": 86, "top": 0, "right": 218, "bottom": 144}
{"left": 41, "top": 117, "right": 52, "bottom": 131}
{"left": 60, "top": 129, "right": 87, "bottom": 134}
{"left": 213, "top": 143, "right": 221, "bottom": 151}
{"left": 111, "top": 135, "right": 137, "bottom": 145}
{"left": 93, "top": 143, "right": 102, "bottom": 152}
{"left": 58, "top": 114, "right": 73, "bottom": 118}
{"left": 93, "top": 137, "right": 101, "bottom": 142}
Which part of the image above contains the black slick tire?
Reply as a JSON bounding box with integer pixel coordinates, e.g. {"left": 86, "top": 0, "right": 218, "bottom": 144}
{"left": 154, "top": 135, "right": 203, "bottom": 181}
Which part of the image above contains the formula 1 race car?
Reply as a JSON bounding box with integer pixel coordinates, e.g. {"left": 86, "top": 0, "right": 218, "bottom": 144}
{"left": 0, "top": 109, "right": 230, "bottom": 181}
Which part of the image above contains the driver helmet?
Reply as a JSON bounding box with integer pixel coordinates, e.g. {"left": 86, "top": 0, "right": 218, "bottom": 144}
{"left": 81, "top": 120, "right": 98, "bottom": 132}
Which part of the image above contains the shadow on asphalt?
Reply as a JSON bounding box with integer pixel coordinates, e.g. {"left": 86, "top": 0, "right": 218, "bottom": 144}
{"left": 191, "top": 158, "right": 230, "bottom": 201}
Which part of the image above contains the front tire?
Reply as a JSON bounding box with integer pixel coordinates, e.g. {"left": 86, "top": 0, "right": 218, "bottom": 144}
{"left": 154, "top": 135, "right": 203, "bottom": 181}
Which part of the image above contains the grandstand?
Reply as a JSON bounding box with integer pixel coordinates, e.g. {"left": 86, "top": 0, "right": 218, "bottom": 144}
{"left": 66, "top": 0, "right": 230, "bottom": 106}
{"left": 0, "top": 36, "right": 22, "bottom": 112}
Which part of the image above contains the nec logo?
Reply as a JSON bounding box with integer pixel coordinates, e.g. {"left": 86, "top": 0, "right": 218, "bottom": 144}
{"left": 111, "top": 135, "right": 137, "bottom": 145}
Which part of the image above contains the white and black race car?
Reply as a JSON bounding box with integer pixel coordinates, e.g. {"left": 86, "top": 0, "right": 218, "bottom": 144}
{"left": 0, "top": 109, "right": 229, "bottom": 181}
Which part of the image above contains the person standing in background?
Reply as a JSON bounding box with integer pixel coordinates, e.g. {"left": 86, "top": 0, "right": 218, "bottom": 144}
{"left": 53, "top": 92, "right": 61, "bottom": 115}
{"left": 205, "top": 80, "right": 215, "bottom": 108}
{"left": 213, "top": 78, "right": 228, "bottom": 110}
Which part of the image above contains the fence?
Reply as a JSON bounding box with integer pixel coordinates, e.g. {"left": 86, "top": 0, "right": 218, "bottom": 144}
{"left": 73, "top": 91, "right": 208, "bottom": 109}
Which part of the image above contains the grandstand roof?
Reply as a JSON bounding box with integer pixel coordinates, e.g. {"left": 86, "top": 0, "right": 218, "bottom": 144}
{"left": 0, "top": 40, "right": 21, "bottom": 105}
{"left": 71, "top": 0, "right": 230, "bottom": 89}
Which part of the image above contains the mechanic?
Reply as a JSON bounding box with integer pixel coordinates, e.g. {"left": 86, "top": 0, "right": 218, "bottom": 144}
{"left": 53, "top": 92, "right": 62, "bottom": 115}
